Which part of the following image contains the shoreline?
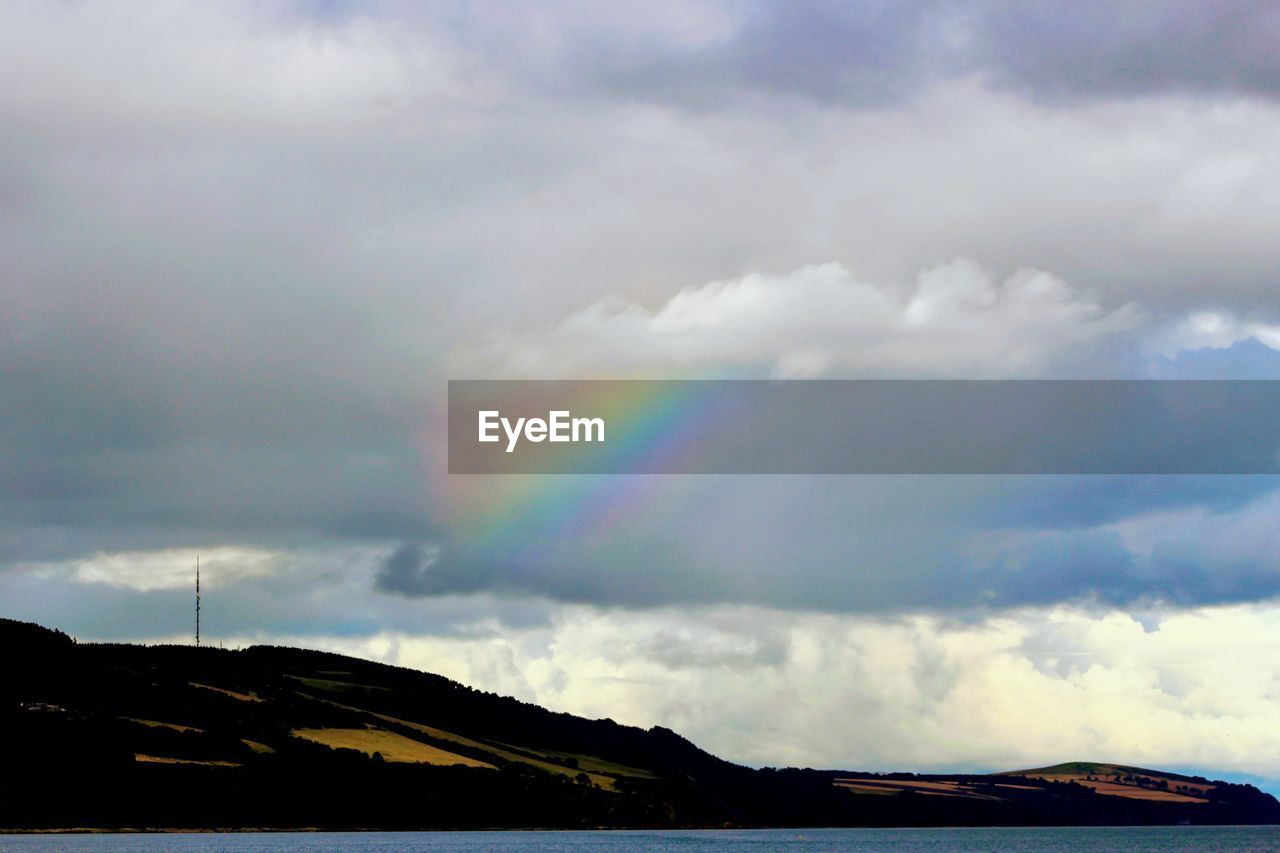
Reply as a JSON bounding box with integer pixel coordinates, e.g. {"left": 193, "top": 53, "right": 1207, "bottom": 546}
{"left": 4, "top": 824, "right": 1277, "bottom": 835}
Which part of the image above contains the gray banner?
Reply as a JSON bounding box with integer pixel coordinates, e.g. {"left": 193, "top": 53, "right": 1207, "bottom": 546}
{"left": 448, "top": 380, "right": 1280, "bottom": 475}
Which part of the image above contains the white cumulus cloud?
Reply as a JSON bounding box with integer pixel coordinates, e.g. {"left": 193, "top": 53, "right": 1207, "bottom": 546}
{"left": 289, "top": 601, "right": 1280, "bottom": 783}
{"left": 1154, "top": 310, "right": 1280, "bottom": 358}
{"left": 485, "top": 259, "right": 1140, "bottom": 378}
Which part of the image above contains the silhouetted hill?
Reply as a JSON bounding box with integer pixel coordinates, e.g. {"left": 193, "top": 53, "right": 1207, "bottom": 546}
{"left": 1, "top": 618, "right": 1276, "bottom": 831}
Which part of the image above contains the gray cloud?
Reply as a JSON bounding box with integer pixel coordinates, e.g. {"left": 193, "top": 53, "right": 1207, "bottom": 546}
{"left": 378, "top": 544, "right": 445, "bottom": 596}
{"left": 970, "top": 1, "right": 1280, "bottom": 103}
{"left": 515, "top": 1, "right": 1280, "bottom": 107}
{"left": 0, "top": 546, "right": 555, "bottom": 642}
{"left": 591, "top": 2, "right": 947, "bottom": 108}
{"left": 637, "top": 625, "right": 790, "bottom": 670}
{"left": 371, "top": 477, "right": 1280, "bottom": 614}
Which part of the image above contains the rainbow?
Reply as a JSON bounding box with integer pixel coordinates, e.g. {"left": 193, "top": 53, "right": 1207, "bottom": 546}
{"left": 436, "top": 380, "right": 734, "bottom": 562}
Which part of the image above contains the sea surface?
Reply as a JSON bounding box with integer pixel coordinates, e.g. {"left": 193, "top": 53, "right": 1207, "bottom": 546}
{"left": 2, "top": 827, "right": 1279, "bottom": 852}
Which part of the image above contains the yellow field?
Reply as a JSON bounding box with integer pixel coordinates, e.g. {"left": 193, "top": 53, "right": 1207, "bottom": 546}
{"left": 832, "top": 782, "right": 899, "bottom": 796}
{"left": 301, "top": 696, "right": 619, "bottom": 788}
{"left": 241, "top": 739, "right": 276, "bottom": 754}
{"left": 835, "top": 773, "right": 1211, "bottom": 805}
{"left": 350, "top": 708, "right": 615, "bottom": 788}
{"left": 135, "top": 754, "right": 239, "bottom": 767}
{"left": 122, "top": 717, "right": 203, "bottom": 733}
{"left": 833, "top": 778, "right": 1002, "bottom": 800}
{"left": 1025, "top": 775, "right": 1209, "bottom": 803}
{"left": 291, "top": 726, "right": 496, "bottom": 768}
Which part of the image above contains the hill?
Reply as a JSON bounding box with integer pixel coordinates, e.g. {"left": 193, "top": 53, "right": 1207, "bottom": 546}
{"left": 1, "top": 617, "right": 1276, "bottom": 831}
{"left": 1000, "top": 763, "right": 1228, "bottom": 804}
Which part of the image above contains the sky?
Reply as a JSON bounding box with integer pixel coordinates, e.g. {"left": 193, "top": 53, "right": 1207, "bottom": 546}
{"left": 3, "top": 0, "right": 1280, "bottom": 790}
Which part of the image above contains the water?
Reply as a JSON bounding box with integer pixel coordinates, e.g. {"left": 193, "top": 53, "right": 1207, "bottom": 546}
{"left": 1, "top": 827, "right": 1278, "bottom": 852}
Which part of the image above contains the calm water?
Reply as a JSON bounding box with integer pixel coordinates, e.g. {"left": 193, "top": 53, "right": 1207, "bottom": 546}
{"left": 1, "top": 827, "right": 1278, "bottom": 851}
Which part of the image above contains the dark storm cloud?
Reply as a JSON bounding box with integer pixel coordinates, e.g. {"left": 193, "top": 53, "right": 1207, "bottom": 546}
{"left": 366, "top": 519, "right": 1280, "bottom": 614}
{"left": 977, "top": 527, "right": 1280, "bottom": 609}
{"left": 0, "top": 124, "right": 456, "bottom": 560}
{"left": 0, "top": 346, "right": 436, "bottom": 560}
{"left": 376, "top": 477, "right": 1280, "bottom": 614}
{"left": 375, "top": 543, "right": 496, "bottom": 597}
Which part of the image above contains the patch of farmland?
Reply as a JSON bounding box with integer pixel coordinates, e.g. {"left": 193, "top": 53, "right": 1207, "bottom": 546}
{"left": 291, "top": 726, "right": 496, "bottom": 768}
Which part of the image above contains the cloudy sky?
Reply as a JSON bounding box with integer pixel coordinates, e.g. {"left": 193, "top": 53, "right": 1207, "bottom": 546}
{"left": 4, "top": 0, "right": 1280, "bottom": 790}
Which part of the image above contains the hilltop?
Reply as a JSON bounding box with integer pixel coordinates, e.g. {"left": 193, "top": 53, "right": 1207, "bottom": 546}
{"left": 2, "top": 617, "right": 1276, "bottom": 831}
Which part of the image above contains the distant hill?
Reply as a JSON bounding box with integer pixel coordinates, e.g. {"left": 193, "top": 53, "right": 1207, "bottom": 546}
{"left": 2, "top": 617, "right": 1276, "bottom": 831}
{"left": 999, "top": 763, "right": 1234, "bottom": 805}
